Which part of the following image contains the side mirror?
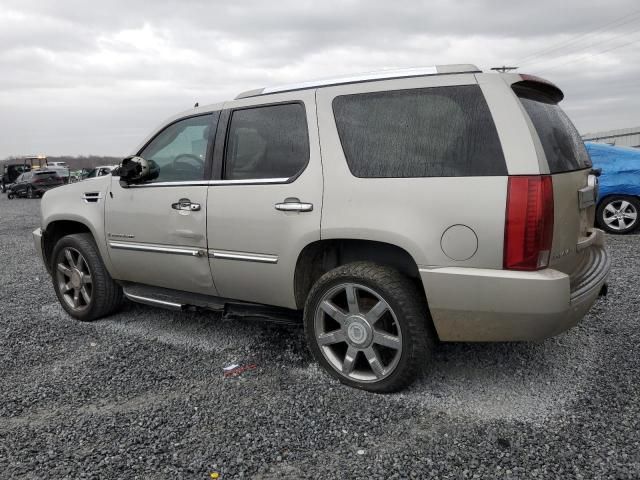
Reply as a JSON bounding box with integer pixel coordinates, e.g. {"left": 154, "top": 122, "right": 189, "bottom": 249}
{"left": 118, "top": 156, "right": 159, "bottom": 187}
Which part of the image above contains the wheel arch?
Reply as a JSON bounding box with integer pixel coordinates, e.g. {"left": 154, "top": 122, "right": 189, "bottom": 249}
{"left": 42, "top": 219, "right": 94, "bottom": 274}
{"left": 293, "top": 238, "right": 426, "bottom": 310}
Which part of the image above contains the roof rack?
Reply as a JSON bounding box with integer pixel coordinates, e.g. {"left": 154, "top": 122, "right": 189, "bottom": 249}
{"left": 235, "top": 64, "right": 481, "bottom": 99}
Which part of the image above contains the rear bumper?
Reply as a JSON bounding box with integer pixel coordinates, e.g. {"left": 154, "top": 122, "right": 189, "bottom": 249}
{"left": 420, "top": 245, "right": 610, "bottom": 342}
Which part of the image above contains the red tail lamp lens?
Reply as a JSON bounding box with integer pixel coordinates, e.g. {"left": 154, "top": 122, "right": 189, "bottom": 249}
{"left": 504, "top": 175, "right": 554, "bottom": 271}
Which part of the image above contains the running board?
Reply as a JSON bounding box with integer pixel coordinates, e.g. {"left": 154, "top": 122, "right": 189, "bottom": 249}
{"left": 120, "top": 282, "right": 301, "bottom": 325}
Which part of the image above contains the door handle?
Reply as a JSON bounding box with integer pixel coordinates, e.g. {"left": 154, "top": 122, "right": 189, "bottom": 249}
{"left": 172, "top": 198, "right": 201, "bottom": 211}
{"left": 275, "top": 197, "right": 313, "bottom": 212}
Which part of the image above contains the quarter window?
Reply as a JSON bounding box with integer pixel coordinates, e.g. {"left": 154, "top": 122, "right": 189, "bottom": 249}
{"left": 332, "top": 85, "right": 507, "bottom": 178}
{"left": 224, "top": 103, "right": 309, "bottom": 180}
{"left": 140, "top": 114, "right": 217, "bottom": 182}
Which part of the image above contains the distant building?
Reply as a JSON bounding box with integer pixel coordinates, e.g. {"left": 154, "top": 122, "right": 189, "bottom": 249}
{"left": 582, "top": 127, "right": 640, "bottom": 149}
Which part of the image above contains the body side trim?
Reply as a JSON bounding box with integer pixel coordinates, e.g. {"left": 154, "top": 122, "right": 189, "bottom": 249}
{"left": 208, "top": 249, "right": 278, "bottom": 264}
{"left": 108, "top": 241, "right": 205, "bottom": 257}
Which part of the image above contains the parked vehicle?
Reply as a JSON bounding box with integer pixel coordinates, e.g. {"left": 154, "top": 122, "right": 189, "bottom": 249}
{"left": 2, "top": 164, "right": 30, "bottom": 193}
{"left": 584, "top": 142, "right": 640, "bottom": 234}
{"left": 8, "top": 170, "right": 64, "bottom": 199}
{"left": 33, "top": 66, "right": 610, "bottom": 392}
{"left": 2, "top": 156, "right": 47, "bottom": 192}
{"left": 48, "top": 161, "right": 69, "bottom": 168}
{"left": 83, "top": 165, "right": 117, "bottom": 179}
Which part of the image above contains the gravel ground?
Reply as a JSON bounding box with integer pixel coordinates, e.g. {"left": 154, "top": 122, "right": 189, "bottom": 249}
{"left": 0, "top": 193, "right": 639, "bottom": 479}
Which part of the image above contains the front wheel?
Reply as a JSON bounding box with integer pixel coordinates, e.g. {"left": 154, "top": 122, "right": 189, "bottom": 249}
{"left": 51, "top": 233, "right": 124, "bottom": 321}
{"left": 7, "top": 192, "right": 14, "bottom": 199}
{"left": 27, "top": 186, "right": 34, "bottom": 199}
{"left": 596, "top": 195, "right": 640, "bottom": 234}
{"left": 304, "top": 262, "right": 433, "bottom": 393}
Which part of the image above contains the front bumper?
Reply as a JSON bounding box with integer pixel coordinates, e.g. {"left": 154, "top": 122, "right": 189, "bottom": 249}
{"left": 33, "top": 228, "right": 46, "bottom": 267}
{"left": 420, "top": 245, "right": 611, "bottom": 342}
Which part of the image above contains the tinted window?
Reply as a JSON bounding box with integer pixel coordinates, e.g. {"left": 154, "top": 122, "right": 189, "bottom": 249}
{"left": 515, "top": 87, "right": 591, "bottom": 173}
{"left": 224, "top": 103, "right": 309, "bottom": 180}
{"left": 35, "top": 172, "right": 57, "bottom": 178}
{"left": 140, "top": 114, "right": 217, "bottom": 182}
{"left": 332, "top": 85, "right": 506, "bottom": 178}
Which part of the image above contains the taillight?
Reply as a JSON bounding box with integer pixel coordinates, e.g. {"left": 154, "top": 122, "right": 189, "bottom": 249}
{"left": 503, "top": 175, "right": 554, "bottom": 271}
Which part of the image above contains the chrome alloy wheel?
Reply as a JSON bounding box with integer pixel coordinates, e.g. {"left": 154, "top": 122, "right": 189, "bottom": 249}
{"left": 603, "top": 199, "right": 638, "bottom": 231}
{"left": 314, "top": 283, "right": 402, "bottom": 382}
{"left": 56, "top": 247, "right": 93, "bottom": 312}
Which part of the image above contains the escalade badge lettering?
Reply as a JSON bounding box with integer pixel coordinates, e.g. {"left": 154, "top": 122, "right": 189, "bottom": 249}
{"left": 108, "top": 233, "right": 135, "bottom": 239}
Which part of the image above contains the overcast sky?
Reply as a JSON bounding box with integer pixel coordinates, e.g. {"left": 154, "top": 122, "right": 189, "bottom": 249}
{"left": 1, "top": 0, "right": 639, "bottom": 158}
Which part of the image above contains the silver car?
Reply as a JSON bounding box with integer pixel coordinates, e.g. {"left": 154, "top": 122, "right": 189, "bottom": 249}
{"left": 33, "top": 65, "right": 610, "bottom": 392}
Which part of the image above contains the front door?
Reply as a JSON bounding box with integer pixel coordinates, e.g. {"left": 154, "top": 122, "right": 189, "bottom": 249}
{"left": 207, "top": 92, "right": 323, "bottom": 309}
{"left": 105, "top": 112, "right": 219, "bottom": 295}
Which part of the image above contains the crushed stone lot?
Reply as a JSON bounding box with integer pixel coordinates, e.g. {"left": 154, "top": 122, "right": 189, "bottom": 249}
{"left": 0, "top": 193, "right": 639, "bottom": 479}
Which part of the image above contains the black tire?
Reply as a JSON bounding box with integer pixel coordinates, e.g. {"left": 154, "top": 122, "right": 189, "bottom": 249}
{"left": 7, "top": 193, "right": 14, "bottom": 199}
{"left": 304, "top": 262, "right": 433, "bottom": 393}
{"left": 1, "top": 183, "right": 5, "bottom": 193}
{"left": 27, "top": 186, "right": 34, "bottom": 199}
{"left": 596, "top": 195, "right": 640, "bottom": 234}
{"left": 51, "top": 233, "right": 124, "bottom": 321}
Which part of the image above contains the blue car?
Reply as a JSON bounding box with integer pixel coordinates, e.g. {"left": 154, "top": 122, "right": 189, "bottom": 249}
{"left": 585, "top": 142, "right": 640, "bottom": 234}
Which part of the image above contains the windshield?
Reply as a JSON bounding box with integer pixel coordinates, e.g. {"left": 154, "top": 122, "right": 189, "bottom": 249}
{"left": 514, "top": 85, "right": 591, "bottom": 173}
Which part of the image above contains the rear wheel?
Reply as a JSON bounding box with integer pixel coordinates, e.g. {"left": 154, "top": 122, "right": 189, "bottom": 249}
{"left": 304, "top": 262, "right": 432, "bottom": 393}
{"left": 597, "top": 195, "right": 640, "bottom": 234}
{"left": 51, "top": 233, "right": 124, "bottom": 321}
{"left": 7, "top": 192, "right": 14, "bottom": 199}
{"left": 27, "top": 186, "right": 34, "bottom": 199}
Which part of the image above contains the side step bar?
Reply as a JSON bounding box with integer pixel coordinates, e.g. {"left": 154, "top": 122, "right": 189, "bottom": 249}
{"left": 121, "top": 282, "right": 301, "bottom": 326}
{"left": 123, "top": 292, "right": 185, "bottom": 311}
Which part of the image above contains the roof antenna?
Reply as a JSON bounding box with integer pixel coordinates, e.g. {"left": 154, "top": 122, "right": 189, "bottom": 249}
{"left": 194, "top": 102, "right": 199, "bottom": 108}
{"left": 491, "top": 66, "right": 518, "bottom": 73}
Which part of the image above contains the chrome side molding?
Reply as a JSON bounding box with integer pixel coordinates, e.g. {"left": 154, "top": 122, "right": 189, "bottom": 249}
{"left": 209, "top": 249, "right": 278, "bottom": 264}
{"left": 108, "top": 241, "right": 206, "bottom": 257}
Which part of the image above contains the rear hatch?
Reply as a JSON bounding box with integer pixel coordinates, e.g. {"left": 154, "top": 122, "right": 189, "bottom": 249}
{"left": 513, "top": 78, "right": 598, "bottom": 279}
{"left": 33, "top": 171, "right": 63, "bottom": 188}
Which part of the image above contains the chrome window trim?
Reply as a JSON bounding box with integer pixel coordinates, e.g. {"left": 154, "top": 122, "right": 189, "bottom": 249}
{"left": 125, "top": 178, "right": 290, "bottom": 188}
{"left": 209, "top": 249, "right": 278, "bottom": 264}
{"left": 108, "top": 241, "right": 205, "bottom": 257}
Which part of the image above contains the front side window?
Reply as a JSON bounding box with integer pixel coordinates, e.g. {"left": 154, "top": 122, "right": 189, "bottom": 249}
{"left": 224, "top": 103, "right": 309, "bottom": 180}
{"left": 140, "top": 114, "right": 217, "bottom": 182}
{"left": 332, "top": 85, "right": 507, "bottom": 178}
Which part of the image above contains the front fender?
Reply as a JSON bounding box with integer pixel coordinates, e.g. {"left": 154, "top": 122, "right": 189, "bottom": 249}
{"left": 40, "top": 177, "right": 115, "bottom": 276}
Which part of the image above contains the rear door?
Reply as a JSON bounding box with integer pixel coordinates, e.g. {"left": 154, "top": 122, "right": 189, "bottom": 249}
{"left": 206, "top": 91, "right": 322, "bottom": 309}
{"left": 512, "top": 80, "right": 597, "bottom": 275}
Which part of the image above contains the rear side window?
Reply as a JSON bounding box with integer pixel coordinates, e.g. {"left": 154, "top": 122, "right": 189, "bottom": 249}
{"left": 224, "top": 103, "right": 309, "bottom": 181}
{"left": 514, "top": 86, "right": 591, "bottom": 173}
{"left": 332, "top": 85, "right": 507, "bottom": 178}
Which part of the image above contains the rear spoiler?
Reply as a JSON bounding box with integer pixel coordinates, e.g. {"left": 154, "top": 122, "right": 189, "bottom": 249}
{"left": 512, "top": 74, "right": 564, "bottom": 103}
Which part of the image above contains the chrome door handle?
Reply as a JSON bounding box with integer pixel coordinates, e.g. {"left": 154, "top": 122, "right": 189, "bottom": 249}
{"left": 172, "top": 198, "right": 201, "bottom": 211}
{"left": 275, "top": 197, "right": 313, "bottom": 212}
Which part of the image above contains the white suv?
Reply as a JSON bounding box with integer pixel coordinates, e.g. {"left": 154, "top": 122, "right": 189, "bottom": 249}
{"left": 33, "top": 65, "right": 610, "bottom": 392}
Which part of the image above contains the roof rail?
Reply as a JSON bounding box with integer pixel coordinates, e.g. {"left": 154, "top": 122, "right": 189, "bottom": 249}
{"left": 235, "top": 64, "right": 481, "bottom": 99}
